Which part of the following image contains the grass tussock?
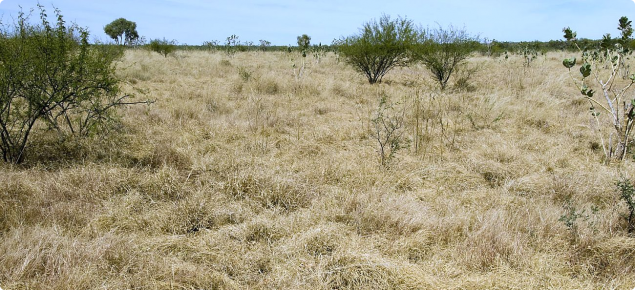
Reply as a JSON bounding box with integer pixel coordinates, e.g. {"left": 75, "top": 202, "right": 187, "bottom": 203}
{"left": 2, "top": 50, "right": 635, "bottom": 289}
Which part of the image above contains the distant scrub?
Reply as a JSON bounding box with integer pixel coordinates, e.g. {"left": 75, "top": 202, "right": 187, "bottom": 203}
{"left": 148, "top": 38, "right": 177, "bottom": 57}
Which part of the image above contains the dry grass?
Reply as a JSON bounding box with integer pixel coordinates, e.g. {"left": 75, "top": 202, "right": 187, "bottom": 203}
{"left": 2, "top": 49, "right": 635, "bottom": 289}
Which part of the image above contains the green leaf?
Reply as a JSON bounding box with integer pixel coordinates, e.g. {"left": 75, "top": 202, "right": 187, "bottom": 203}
{"left": 580, "top": 63, "right": 592, "bottom": 78}
{"left": 581, "top": 85, "right": 589, "bottom": 96}
{"left": 581, "top": 86, "right": 595, "bottom": 97}
{"left": 563, "top": 57, "right": 576, "bottom": 69}
{"left": 563, "top": 27, "right": 577, "bottom": 41}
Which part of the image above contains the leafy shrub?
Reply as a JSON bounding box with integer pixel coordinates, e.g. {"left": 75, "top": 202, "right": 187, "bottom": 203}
{"left": 616, "top": 177, "right": 635, "bottom": 233}
{"left": 0, "top": 5, "right": 143, "bottom": 163}
{"left": 337, "top": 15, "right": 419, "bottom": 84}
{"left": 415, "top": 25, "right": 480, "bottom": 90}
{"left": 148, "top": 38, "right": 176, "bottom": 57}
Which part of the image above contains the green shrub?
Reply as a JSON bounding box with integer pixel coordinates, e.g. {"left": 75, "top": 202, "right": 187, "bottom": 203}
{"left": 337, "top": 15, "right": 419, "bottom": 84}
{"left": 149, "top": 38, "right": 176, "bottom": 57}
{"left": 0, "top": 5, "right": 144, "bottom": 163}
{"left": 616, "top": 177, "right": 635, "bottom": 233}
{"left": 415, "top": 25, "right": 480, "bottom": 90}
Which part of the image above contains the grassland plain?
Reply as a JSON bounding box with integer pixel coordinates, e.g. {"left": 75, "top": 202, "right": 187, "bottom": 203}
{"left": 1, "top": 49, "right": 635, "bottom": 289}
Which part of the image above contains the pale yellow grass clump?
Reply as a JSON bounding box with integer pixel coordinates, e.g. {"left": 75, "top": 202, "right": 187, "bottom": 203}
{"left": 2, "top": 49, "right": 635, "bottom": 289}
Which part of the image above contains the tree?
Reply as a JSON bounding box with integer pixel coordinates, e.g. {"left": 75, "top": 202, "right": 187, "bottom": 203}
{"left": 149, "top": 38, "right": 177, "bottom": 57}
{"left": 415, "top": 25, "right": 479, "bottom": 90}
{"left": 104, "top": 18, "right": 139, "bottom": 46}
{"left": 337, "top": 15, "right": 419, "bottom": 84}
{"left": 297, "top": 34, "right": 311, "bottom": 51}
{"left": 0, "top": 6, "right": 146, "bottom": 163}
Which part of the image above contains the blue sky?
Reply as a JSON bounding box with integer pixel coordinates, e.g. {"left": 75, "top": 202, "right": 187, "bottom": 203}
{"left": 0, "top": 0, "right": 634, "bottom": 45}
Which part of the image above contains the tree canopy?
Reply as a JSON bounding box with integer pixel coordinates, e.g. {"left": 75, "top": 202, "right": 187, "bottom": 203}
{"left": 104, "top": 18, "right": 139, "bottom": 46}
{"left": 297, "top": 34, "right": 311, "bottom": 50}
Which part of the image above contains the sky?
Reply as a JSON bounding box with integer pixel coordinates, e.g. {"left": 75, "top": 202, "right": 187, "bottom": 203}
{"left": 0, "top": 0, "right": 634, "bottom": 46}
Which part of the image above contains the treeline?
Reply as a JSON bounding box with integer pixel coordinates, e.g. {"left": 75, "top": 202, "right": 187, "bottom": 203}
{"left": 478, "top": 38, "right": 635, "bottom": 57}
{"left": 100, "top": 16, "right": 635, "bottom": 57}
{"left": 166, "top": 43, "right": 337, "bottom": 53}
{"left": 128, "top": 38, "right": 635, "bottom": 57}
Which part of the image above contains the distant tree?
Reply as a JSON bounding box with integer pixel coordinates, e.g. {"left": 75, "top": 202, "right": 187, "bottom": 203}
{"left": 226, "top": 35, "right": 239, "bottom": 46}
{"left": 225, "top": 34, "right": 240, "bottom": 57}
{"left": 297, "top": 34, "right": 311, "bottom": 51}
{"left": 104, "top": 18, "right": 139, "bottom": 46}
{"left": 203, "top": 40, "right": 220, "bottom": 51}
{"left": 149, "top": 38, "right": 177, "bottom": 57}
{"left": 259, "top": 39, "right": 271, "bottom": 51}
{"left": 337, "top": 15, "right": 419, "bottom": 84}
{"left": 415, "top": 25, "right": 479, "bottom": 90}
{"left": 482, "top": 38, "right": 504, "bottom": 57}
